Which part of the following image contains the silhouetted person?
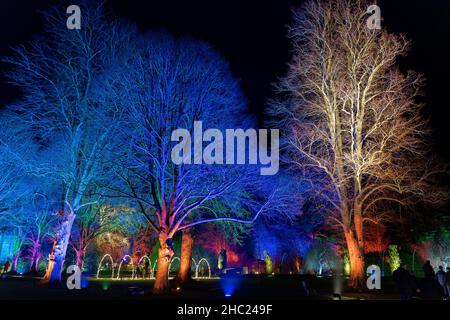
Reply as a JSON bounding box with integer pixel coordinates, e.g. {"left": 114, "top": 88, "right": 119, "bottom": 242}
{"left": 422, "top": 260, "right": 435, "bottom": 278}
{"left": 445, "top": 267, "right": 450, "bottom": 299}
{"left": 393, "top": 263, "right": 417, "bottom": 300}
{"left": 420, "top": 273, "right": 444, "bottom": 300}
{"left": 436, "top": 266, "right": 446, "bottom": 291}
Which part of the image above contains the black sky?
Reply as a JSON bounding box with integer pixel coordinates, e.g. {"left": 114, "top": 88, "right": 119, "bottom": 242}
{"left": 1, "top": 0, "right": 450, "bottom": 160}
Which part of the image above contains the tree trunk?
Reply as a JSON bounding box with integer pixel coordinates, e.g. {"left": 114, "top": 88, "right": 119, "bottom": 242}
{"left": 12, "top": 254, "right": 20, "bottom": 273}
{"left": 32, "top": 254, "right": 42, "bottom": 273}
{"left": 152, "top": 233, "right": 174, "bottom": 293}
{"left": 344, "top": 229, "right": 365, "bottom": 288}
{"left": 29, "top": 240, "right": 40, "bottom": 273}
{"left": 41, "top": 213, "right": 76, "bottom": 284}
{"left": 176, "top": 230, "right": 193, "bottom": 286}
{"left": 75, "top": 247, "right": 86, "bottom": 271}
{"left": 30, "top": 255, "right": 38, "bottom": 273}
{"left": 30, "top": 259, "right": 37, "bottom": 273}
{"left": 354, "top": 204, "right": 365, "bottom": 254}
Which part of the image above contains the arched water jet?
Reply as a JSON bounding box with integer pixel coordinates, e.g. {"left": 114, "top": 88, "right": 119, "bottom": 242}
{"left": 137, "top": 255, "right": 153, "bottom": 279}
{"left": 116, "top": 255, "right": 135, "bottom": 280}
{"left": 96, "top": 254, "right": 114, "bottom": 279}
{"left": 151, "top": 259, "right": 157, "bottom": 278}
{"left": 195, "top": 258, "right": 211, "bottom": 278}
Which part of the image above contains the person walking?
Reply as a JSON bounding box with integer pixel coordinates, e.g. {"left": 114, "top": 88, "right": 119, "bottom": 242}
{"left": 393, "top": 262, "right": 417, "bottom": 300}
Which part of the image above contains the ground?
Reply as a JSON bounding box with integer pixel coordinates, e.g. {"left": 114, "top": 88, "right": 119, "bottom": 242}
{"left": 0, "top": 274, "right": 400, "bottom": 300}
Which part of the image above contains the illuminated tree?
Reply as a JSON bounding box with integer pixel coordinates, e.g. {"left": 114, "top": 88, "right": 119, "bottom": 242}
{"left": 130, "top": 225, "right": 157, "bottom": 261}
{"left": 176, "top": 202, "right": 253, "bottom": 285}
{"left": 252, "top": 214, "right": 318, "bottom": 273}
{"left": 0, "top": 209, "right": 28, "bottom": 273}
{"left": 106, "top": 32, "right": 279, "bottom": 293}
{"left": 269, "top": 0, "right": 443, "bottom": 287}
{"left": 95, "top": 232, "right": 129, "bottom": 263}
{"left": 176, "top": 230, "right": 195, "bottom": 284}
{"left": 194, "top": 221, "right": 249, "bottom": 271}
{"left": 23, "top": 198, "right": 58, "bottom": 274}
{"left": 0, "top": 116, "right": 58, "bottom": 273}
{"left": 264, "top": 250, "right": 273, "bottom": 274}
{"left": 388, "top": 245, "right": 401, "bottom": 273}
{"left": 3, "top": 3, "right": 132, "bottom": 283}
{"left": 218, "top": 248, "right": 227, "bottom": 270}
{"left": 343, "top": 249, "right": 351, "bottom": 275}
{"left": 414, "top": 228, "right": 450, "bottom": 269}
{"left": 70, "top": 204, "right": 126, "bottom": 270}
{"left": 364, "top": 223, "right": 388, "bottom": 255}
{"left": 303, "top": 238, "right": 339, "bottom": 275}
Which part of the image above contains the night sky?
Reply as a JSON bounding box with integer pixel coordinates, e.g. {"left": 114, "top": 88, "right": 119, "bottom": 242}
{"left": 1, "top": 0, "right": 450, "bottom": 161}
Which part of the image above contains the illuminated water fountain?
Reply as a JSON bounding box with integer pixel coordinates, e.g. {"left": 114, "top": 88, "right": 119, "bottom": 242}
{"left": 195, "top": 258, "right": 211, "bottom": 279}
{"left": 168, "top": 256, "right": 181, "bottom": 276}
{"left": 95, "top": 254, "right": 212, "bottom": 281}
{"left": 96, "top": 254, "right": 114, "bottom": 279}
{"left": 136, "top": 255, "right": 153, "bottom": 280}
{"left": 116, "top": 255, "right": 135, "bottom": 280}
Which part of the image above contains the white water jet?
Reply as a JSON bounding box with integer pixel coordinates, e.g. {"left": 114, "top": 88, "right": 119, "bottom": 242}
{"left": 116, "top": 255, "right": 135, "bottom": 280}
{"left": 195, "top": 258, "right": 211, "bottom": 278}
{"left": 96, "top": 254, "right": 114, "bottom": 279}
{"left": 137, "top": 255, "right": 153, "bottom": 280}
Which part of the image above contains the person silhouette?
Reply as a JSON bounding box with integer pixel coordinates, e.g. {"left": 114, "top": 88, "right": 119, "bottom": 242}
{"left": 422, "top": 260, "right": 435, "bottom": 278}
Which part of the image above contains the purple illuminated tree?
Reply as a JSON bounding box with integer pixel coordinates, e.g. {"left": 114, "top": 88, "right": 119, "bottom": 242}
{"left": 70, "top": 202, "right": 128, "bottom": 270}
{"left": 19, "top": 191, "right": 59, "bottom": 274}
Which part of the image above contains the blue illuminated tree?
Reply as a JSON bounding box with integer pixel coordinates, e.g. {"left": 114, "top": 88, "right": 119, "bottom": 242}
{"left": 16, "top": 182, "right": 59, "bottom": 274}
{"left": 105, "top": 32, "right": 281, "bottom": 292}
{"left": 0, "top": 112, "right": 25, "bottom": 215}
{"left": 2, "top": 2, "right": 133, "bottom": 283}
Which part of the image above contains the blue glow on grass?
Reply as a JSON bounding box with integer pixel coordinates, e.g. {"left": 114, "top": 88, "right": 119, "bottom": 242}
{"left": 220, "top": 276, "right": 240, "bottom": 297}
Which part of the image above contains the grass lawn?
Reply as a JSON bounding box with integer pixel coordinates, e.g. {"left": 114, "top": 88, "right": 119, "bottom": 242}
{"left": 0, "top": 274, "right": 401, "bottom": 300}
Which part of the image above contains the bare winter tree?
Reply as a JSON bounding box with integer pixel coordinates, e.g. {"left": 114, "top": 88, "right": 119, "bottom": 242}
{"left": 104, "top": 32, "right": 283, "bottom": 293}
{"left": 0, "top": 113, "right": 35, "bottom": 273}
{"left": 269, "top": 0, "right": 445, "bottom": 287}
{"left": 0, "top": 112, "right": 25, "bottom": 215}
{"left": 3, "top": 3, "right": 132, "bottom": 283}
